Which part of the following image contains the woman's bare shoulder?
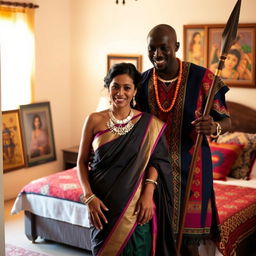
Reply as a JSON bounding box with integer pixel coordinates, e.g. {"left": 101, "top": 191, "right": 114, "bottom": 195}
{"left": 88, "top": 110, "right": 109, "bottom": 122}
{"left": 85, "top": 110, "right": 109, "bottom": 133}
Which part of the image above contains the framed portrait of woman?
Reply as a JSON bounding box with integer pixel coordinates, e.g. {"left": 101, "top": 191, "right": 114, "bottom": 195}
{"left": 184, "top": 23, "right": 256, "bottom": 88}
{"left": 183, "top": 25, "right": 207, "bottom": 67}
{"left": 20, "top": 102, "right": 56, "bottom": 167}
{"left": 2, "top": 110, "right": 26, "bottom": 172}
{"left": 208, "top": 25, "right": 255, "bottom": 88}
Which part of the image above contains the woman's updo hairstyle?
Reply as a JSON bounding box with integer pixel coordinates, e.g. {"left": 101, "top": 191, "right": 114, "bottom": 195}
{"left": 104, "top": 62, "right": 142, "bottom": 89}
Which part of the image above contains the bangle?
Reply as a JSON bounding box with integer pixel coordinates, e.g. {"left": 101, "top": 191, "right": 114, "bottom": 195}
{"left": 145, "top": 178, "right": 158, "bottom": 186}
{"left": 210, "top": 122, "right": 222, "bottom": 139}
{"left": 83, "top": 194, "right": 96, "bottom": 205}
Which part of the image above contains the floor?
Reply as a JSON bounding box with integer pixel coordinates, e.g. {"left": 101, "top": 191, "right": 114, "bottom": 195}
{"left": 4, "top": 199, "right": 92, "bottom": 256}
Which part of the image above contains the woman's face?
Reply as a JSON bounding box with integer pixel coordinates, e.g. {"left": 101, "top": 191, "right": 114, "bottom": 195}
{"left": 34, "top": 117, "right": 41, "bottom": 129}
{"left": 225, "top": 53, "right": 239, "bottom": 70}
{"left": 194, "top": 33, "right": 201, "bottom": 43}
{"left": 109, "top": 74, "right": 137, "bottom": 109}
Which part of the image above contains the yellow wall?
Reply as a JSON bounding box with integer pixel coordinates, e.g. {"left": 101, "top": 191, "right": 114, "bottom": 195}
{"left": 3, "top": 0, "right": 256, "bottom": 200}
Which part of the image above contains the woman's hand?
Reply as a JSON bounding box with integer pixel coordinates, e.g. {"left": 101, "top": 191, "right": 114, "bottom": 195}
{"left": 135, "top": 185, "right": 154, "bottom": 225}
{"left": 87, "top": 196, "right": 109, "bottom": 230}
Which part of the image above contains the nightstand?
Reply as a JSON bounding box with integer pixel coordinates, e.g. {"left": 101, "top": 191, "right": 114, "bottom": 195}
{"left": 62, "top": 146, "right": 79, "bottom": 169}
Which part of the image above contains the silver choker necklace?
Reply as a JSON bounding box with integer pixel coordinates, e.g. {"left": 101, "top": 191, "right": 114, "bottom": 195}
{"left": 107, "top": 110, "right": 134, "bottom": 136}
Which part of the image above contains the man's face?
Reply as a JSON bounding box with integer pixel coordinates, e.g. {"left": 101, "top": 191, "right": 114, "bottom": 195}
{"left": 147, "top": 32, "right": 177, "bottom": 73}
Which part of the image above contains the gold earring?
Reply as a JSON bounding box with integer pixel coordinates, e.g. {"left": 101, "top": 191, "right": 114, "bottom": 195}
{"left": 132, "top": 96, "right": 136, "bottom": 107}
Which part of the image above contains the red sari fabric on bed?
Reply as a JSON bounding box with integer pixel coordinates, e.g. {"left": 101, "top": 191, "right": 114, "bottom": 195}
{"left": 20, "top": 168, "right": 84, "bottom": 203}
{"left": 214, "top": 183, "right": 256, "bottom": 256}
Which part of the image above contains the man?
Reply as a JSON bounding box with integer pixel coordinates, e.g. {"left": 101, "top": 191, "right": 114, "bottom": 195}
{"left": 136, "top": 24, "right": 231, "bottom": 256}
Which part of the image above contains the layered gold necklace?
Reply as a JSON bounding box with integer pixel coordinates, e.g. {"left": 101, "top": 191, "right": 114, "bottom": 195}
{"left": 106, "top": 109, "right": 134, "bottom": 135}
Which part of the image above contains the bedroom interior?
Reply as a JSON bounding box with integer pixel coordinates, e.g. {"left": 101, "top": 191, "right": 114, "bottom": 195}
{"left": 1, "top": 0, "right": 256, "bottom": 255}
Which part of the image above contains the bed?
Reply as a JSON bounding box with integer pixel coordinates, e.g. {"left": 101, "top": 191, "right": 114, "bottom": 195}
{"left": 11, "top": 101, "right": 256, "bottom": 256}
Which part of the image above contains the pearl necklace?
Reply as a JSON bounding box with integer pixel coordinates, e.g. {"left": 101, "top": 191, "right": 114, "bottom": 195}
{"left": 153, "top": 58, "right": 182, "bottom": 113}
{"left": 107, "top": 109, "right": 134, "bottom": 136}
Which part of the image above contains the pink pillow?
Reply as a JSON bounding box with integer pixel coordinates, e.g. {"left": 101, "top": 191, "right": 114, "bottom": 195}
{"left": 209, "top": 142, "right": 244, "bottom": 181}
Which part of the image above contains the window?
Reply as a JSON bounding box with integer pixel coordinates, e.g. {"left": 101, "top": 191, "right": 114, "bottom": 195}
{"left": 0, "top": 6, "right": 36, "bottom": 110}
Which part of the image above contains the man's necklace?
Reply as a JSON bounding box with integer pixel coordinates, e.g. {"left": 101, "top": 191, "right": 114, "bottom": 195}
{"left": 153, "top": 58, "right": 182, "bottom": 113}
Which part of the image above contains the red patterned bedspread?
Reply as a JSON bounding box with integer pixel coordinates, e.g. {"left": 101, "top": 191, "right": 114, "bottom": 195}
{"left": 21, "top": 168, "right": 83, "bottom": 203}
{"left": 214, "top": 183, "right": 256, "bottom": 256}
{"left": 21, "top": 169, "right": 256, "bottom": 256}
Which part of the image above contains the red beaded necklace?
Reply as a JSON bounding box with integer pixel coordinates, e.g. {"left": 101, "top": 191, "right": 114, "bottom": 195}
{"left": 153, "top": 58, "right": 182, "bottom": 113}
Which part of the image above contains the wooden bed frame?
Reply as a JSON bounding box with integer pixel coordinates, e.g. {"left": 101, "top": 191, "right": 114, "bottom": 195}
{"left": 24, "top": 101, "right": 256, "bottom": 254}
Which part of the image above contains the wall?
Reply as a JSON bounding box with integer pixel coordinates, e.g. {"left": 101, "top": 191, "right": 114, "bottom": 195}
{"left": 70, "top": 0, "right": 256, "bottom": 145}
{"left": 0, "top": 103, "right": 5, "bottom": 256}
{"left": 3, "top": 0, "right": 256, "bottom": 200}
{"left": 3, "top": 0, "right": 72, "bottom": 200}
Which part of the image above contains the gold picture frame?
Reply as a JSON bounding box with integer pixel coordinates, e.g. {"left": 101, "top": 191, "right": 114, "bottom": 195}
{"left": 20, "top": 102, "right": 56, "bottom": 167}
{"left": 2, "top": 109, "right": 26, "bottom": 172}
{"left": 107, "top": 54, "right": 142, "bottom": 72}
{"left": 184, "top": 23, "right": 256, "bottom": 88}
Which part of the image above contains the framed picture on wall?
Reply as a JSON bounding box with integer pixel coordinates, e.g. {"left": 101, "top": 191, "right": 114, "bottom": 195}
{"left": 2, "top": 110, "right": 26, "bottom": 172}
{"left": 183, "top": 23, "right": 256, "bottom": 88}
{"left": 107, "top": 54, "right": 142, "bottom": 72}
{"left": 208, "top": 26, "right": 255, "bottom": 87}
{"left": 183, "top": 25, "right": 207, "bottom": 67}
{"left": 20, "top": 102, "right": 56, "bottom": 167}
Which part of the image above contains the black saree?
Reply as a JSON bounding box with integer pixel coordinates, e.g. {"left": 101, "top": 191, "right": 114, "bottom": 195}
{"left": 88, "top": 112, "right": 176, "bottom": 256}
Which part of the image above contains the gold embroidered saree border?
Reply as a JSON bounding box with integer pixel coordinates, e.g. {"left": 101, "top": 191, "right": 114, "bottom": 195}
{"left": 97, "top": 116, "right": 166, "bottom": 255}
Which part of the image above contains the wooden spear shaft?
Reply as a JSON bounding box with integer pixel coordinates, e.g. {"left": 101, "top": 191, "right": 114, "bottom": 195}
{"left": 176, "top": 1, "right": 241, "bottom": 254}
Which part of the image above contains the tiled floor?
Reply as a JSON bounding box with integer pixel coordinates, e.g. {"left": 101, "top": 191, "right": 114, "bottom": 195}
{"left": 4, "top": 199, "right": 92, "bottom": 256}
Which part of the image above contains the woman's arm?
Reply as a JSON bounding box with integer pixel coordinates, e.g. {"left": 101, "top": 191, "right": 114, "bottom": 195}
{"left": 77, "top": 114, "right": 108, "bottom": 230}
{"left": 135, "top": 166, "right": 158, "bottom": 225}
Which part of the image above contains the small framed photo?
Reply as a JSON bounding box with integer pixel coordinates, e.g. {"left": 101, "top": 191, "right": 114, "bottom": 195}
{"left": 2, "top": 110, "right": 26, "bottom": 172}
{"left": 208, "top": 25, "right": 255, "bottom": 88}
{"left": 183, "top": 25, "right": 207, "bottom": 67}
{"left": 107, "top": 54, "right": 142, "bottom": 72}
{"left": 20, "top": 102, "right": 56, "bottom": 167}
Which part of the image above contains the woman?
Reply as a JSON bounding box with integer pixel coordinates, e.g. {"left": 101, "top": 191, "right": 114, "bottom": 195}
{"left": 210, "top": 49, "right": 241, "bottom": 80}
{"left": 30, "top": 114, "right": 50, "bottom": 158}
{"left": 77, "top": 63, "right": 176, "bottom": 255}
{"left": 188, "top": 32, "right": 203, "bottom": 66}
{"left": 221, "top": 49, "right": 241, "bottom": 79}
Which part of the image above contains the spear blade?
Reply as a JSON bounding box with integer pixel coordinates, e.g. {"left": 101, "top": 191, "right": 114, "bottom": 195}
{"left": 221, "top": 0, "right": 241, "bottom": 56}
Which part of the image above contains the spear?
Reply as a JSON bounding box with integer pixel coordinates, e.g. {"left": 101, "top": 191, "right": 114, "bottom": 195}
{"left": 176, "top": 0, "right": 242, "bottom": 254}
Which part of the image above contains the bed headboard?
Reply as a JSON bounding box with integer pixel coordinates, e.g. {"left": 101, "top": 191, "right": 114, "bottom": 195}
{"left": 226, "top": 101, "right": 256, "bottom": 133}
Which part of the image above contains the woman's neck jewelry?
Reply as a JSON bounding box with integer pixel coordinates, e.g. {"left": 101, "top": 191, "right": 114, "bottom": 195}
{"left": 107, "top": 109, "right": 134, "bottom": 135}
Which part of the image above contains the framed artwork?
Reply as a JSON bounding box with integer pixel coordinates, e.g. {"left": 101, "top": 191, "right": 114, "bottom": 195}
{"left": 183, "top": 25, "right": 207, "bottom": 67}
{"left": 107, "top": 54, "right": 142, "bottom": 72}
{"left": 183, "top": 23, "right": 256, "bottom": 88}
{"left": 19, "top": 102, "right": 56, "bottom": 167}
{"left": 2, "top": 110, "right": 26, "bottom": 172}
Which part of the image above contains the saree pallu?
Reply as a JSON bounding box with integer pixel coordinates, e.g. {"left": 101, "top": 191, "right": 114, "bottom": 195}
{"left": 89, "top": 112, "right": 176, "bottom": 256}
{"left": 137, "top": 62, "right": 230, "bottom": 244}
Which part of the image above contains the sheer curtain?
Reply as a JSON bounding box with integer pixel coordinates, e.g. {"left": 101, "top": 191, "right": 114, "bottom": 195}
{"left": 0, "top": 5, "right": 35, "bottom": 110}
